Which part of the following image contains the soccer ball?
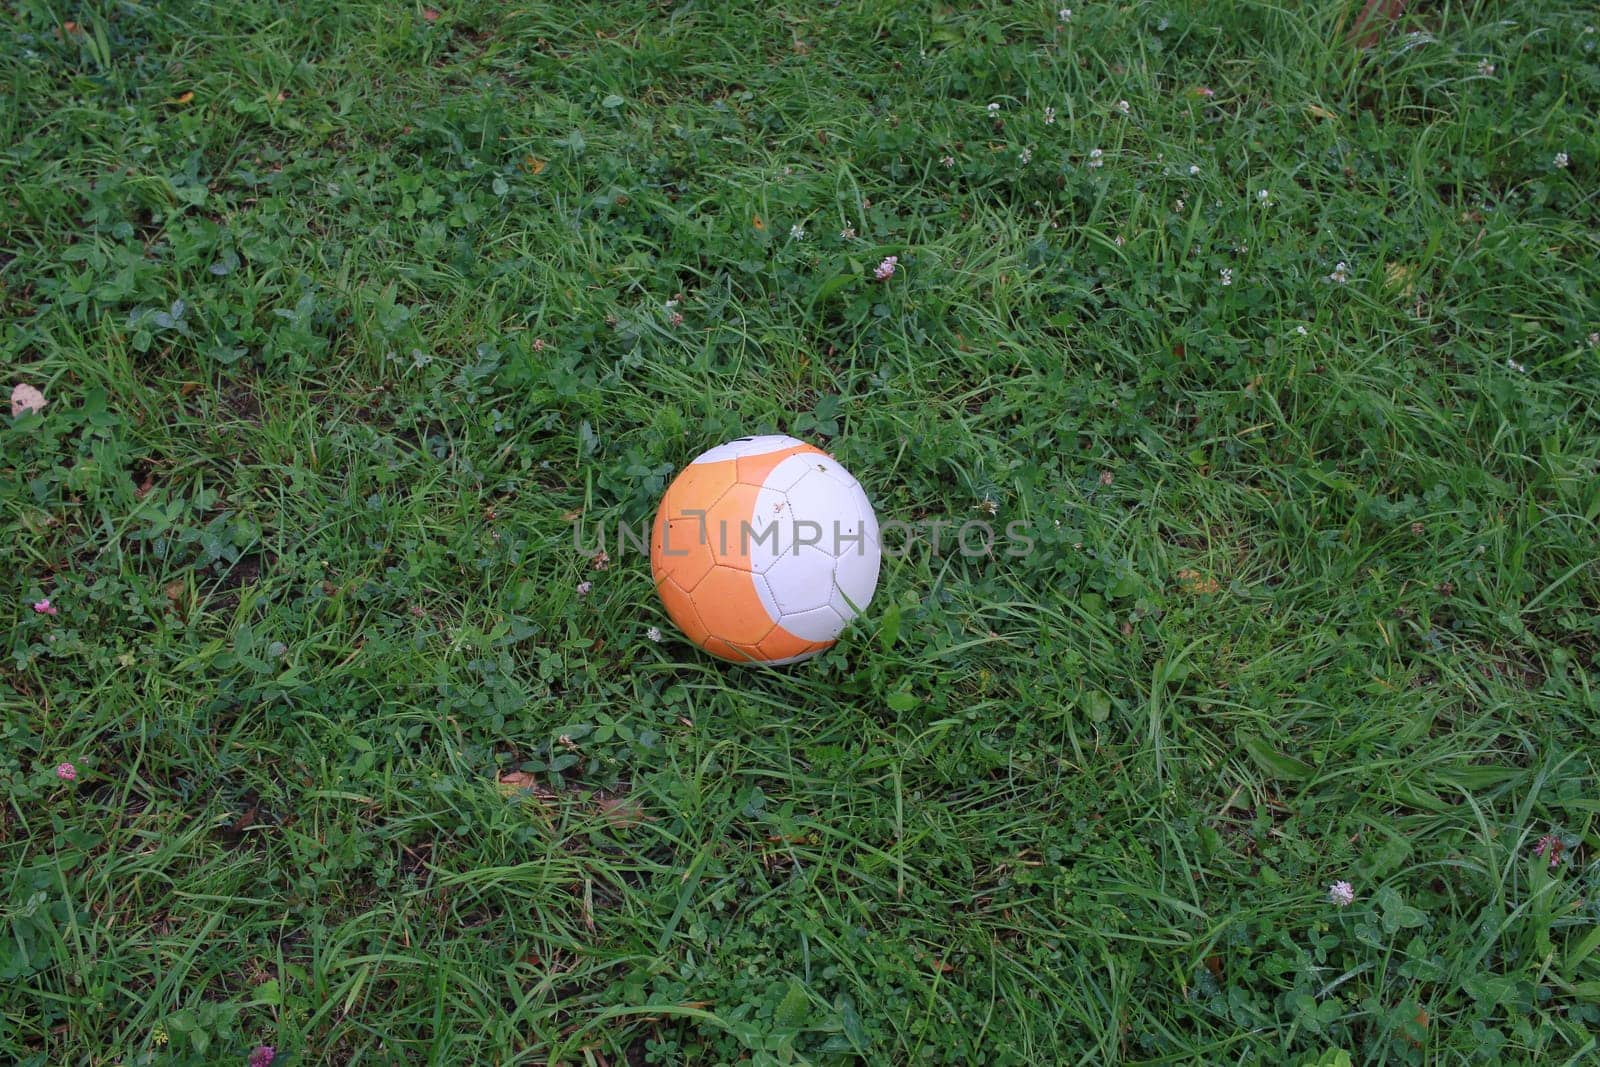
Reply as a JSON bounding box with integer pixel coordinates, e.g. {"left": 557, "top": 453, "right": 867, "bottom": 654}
{"left": 650, "top": 435, "right": 881, "bottom": 664}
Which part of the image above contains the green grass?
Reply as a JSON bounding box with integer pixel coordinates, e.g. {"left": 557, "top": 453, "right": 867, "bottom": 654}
{"left": 4, "top": 0, "right": 1600, "bottom": 1062}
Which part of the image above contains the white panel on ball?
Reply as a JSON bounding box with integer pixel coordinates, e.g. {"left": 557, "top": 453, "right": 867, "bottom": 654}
{"left": 778, "top": 604, "right": 847, "bottom": 642}
{"left": 764, "top": 546, "right": 837, "bottom": 615}
{"left": 688, "top": 434, "right": 802, "bottom": 465}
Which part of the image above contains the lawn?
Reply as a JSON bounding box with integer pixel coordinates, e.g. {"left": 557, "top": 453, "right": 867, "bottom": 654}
{"left": 4, "top": 0, "right": 1600, "bottom": 1063}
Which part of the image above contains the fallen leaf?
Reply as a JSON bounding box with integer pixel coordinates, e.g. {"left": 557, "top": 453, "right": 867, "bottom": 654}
{"left": 10, "top": 383, "right": 46, "bottom": 417}
{"left": 423, "top": 7, "right": 441, "bottom": 19}
{"left": 524, "top": 155, "right": 547, "bottom": 175}
{"left": 752, "top": 213, "right": 765, "bottom": 231}
{"left": 1176, "top": 568, "right": 1222, "bottom": 595}
{"left": 167, "top": 91, "right": 196, "bottom": 105}
{"left": 180, "top": 381, "right": 203, "bottom": 396}
{"left": 497, "top": 770, "right": 556, "bottom": 799}
{"left": 1304, "top": 103, "right": 1337, "bottom": 121}
{"left": 595, "top": 794, "right": 648, "bottom": 828}
{"left": 1384, "top": 262, "right": 1417, "bottom": 297}
{"left": 1347, "top": 0, "right": 1409, "bottom": 50}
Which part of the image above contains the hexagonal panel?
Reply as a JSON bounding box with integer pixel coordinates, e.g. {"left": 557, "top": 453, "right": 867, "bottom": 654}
{"left": 764, "top": 544, "right": 836, "bottom": 615}
{"left": 829, "top": 531, "right": 880, "bottom": 621}
{"left": 723, "top": 639, "right": 766, "bottom": 664}
{"left": 784, "top": 468, "right": 866, "bottom": 558}
{"left": 747, "top": 481, "right": 795, "bottom": 566}
{"left": 655, "top": 575, "right": 708, "bottom": 647}
{"left": 652, "top": 512, "right": 717, "bottom": 592}
{"left": 777, "top": 603, "right": 846, "bottom": 642}
{"left": 756, "top": 623, "right": 831, "bottom": 664}
{"left": 706, "top": 482, "right": 763, "bottom": 572}
{"left": 692, "top": 434, "right": 801, "bottom": 466}
{"left": 735, "top": 439, "right": 820, "bottom": 488}
{"left": 666, "top": 460, "right": 738, "bottom": 515}
{"left": 810, "top": 456, "right": 864, "bottom": 492}
{"left": 749, "top": 452, "right": 819, "bottom": 494}
{"left": 699, "top": 634, "right": 741, "bottom": 662}
{"left": 691, "top": 564, "right": 775, "bottom": 646}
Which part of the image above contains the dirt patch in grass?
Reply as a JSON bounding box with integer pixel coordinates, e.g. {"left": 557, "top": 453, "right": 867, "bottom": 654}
{"left": 221, "top": 377, "right": 264, "bottom": 424}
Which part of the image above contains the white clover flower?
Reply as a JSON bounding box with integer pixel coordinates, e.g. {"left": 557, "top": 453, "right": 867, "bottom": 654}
{"left": 1477, "top": 59, "right": 1496, "bottom": 76}
{"left": 1019, "top": 146, "right": 1033, "bottom": 164}
{"left": 987, "top": 101, "right": 1001, "bottom": 115}
{"left": 1219, "top": 268, "right": 1233, "bottom": 286}
{"left": 940, "top": 155, "right": 955, "bottom": 168}
{"left": 1554, "top": 152, "right": 1570, "bottom": 169}
{"left": 1328, "top": 881, "right": 1355, "bottom": 907}
{"left": 1329, "top": 261, "right": 1349, "bottom": 284}
{"left": 1116, "top": 99, "right": 1131, "bottom": 115}
{"left": 1087, "top": 147, "right": 1104, "bottom": 168}
{"left": 1507, "top": 358, "right": 1527, "bottom": 373}
{"left": 789, "top": 224, "right": 806, "bottom": 241}
{"left": 1189, "top": 164, "right": 1200, "bottom": 176}
{"left": 839, "top": 225, "right": 857, "bottom": 240}
{"left": 1058, "top": 7, "right": 1072, "bottom": 22}
{"left": 1044, "top": 106, "right": 1056, "bottom": 125}
{"left": 646, "top": 626, "right": 662, "bottom": 642}
{"left": 1257, "top": 188, "right": 1270, "bottom": 205}
{"left": 1296, "top": 325, "right": 1308, "bottom": 336}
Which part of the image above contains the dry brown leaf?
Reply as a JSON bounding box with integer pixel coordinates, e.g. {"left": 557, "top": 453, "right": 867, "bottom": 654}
{"left": 10, "top": 383, "right": 46, "bottom": 417}
{"left": 1176, "top": 569, "right": 1222, "bottom": 595}
{"left": 1347, "top": 0, "right": 1409, "bottom": 50}
{"left": 595, "top": 794, "right": 648, "bottom": 828}
{"left": 167, "top": 91, "right": 195, "bottom": 105}
{"left": 524, "top": 155, "right": 547, "bottom": 175}
{"left": 1384, "top": 262, "right": 1417, "bottom": 297}
{"left": 497, "top": 770, "right": 555, "bottom": 799}
{"left": 752, "top": 213, "right": 764, "bottom": 231}
{"left": 423, "top": 7, "right": 441, "bottom": 20}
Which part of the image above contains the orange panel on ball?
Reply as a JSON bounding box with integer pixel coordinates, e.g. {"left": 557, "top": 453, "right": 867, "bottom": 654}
{"left": 655, "top": 576, "right": 710, "bottom": 647}
{"left": 724, "top": 640, "right": 766, "bottom": 664}
{"left": 699, "top": 634, "right": 742, "bottom": 662}
{"left": 651, "top": 514, "right": 717, "bottom": 592}
{"left": 668, "top": 460, "right": 740, "bottom": 512}
{"left": 705, "top": 482, "right": 765, "bottom": 571}
{"left": 692, "top": 565, "right": 778, "bottom": 648}
{"left": 650, "top": 461, "right": 736, "bottom": 594}
{"left": 735, "top": 441, "right": 825, "bottom": 489}
{"left": 756, "top": 622, "right": 833, "bottom": 663}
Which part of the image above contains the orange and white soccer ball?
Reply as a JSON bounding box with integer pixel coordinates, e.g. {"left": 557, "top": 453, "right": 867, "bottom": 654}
{"left": 650, "top": 435, "right": 881, "bottom": 664}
